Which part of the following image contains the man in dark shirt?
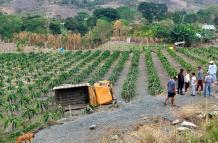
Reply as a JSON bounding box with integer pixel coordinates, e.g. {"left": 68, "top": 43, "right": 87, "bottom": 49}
{"left": 165, "top": 76, "right": 177, "bottom": 106}
{"left": 197, "top": 66, "right": 203, "bottom": 91}
{"left": 178, "top": 69, "right": 184, "bottom": 95}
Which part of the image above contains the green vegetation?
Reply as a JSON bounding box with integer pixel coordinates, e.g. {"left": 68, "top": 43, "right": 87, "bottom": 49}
{"left": 157, "top": 48, "right": 177, "bottom": 77}
{"left": 108, "top": 51, "right": 129, "bottom": 84}
{"left": 88, "top": 51, "right": 120, "bottom": 84}
{"left": 144, "top": 48, "right": 163, "bottom": 95}
{"left": 167, "top": 48, "right": 193, "bottom": 71}
{"left": 121, "top": 50, "right": 140, "bottom": 102}
{"left": 138, "top": 2, "right": 168, "bottom": 23}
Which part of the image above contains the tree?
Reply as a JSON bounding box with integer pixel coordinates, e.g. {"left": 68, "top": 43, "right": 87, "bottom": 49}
{"left": 183, "top": 13, "right": 198, "bottom": 23}
{"left": 65, "top": 17, "right": 88, "bottom": 35}
{"left": 169, "top": 24, "right": 200, "bottom": 47}
{"left": 75, "top": 12, "right": 89, "bottom": 22}
{"left": 170, "top": 11, "right": 187, "bottom": 24}
{"left": 117, "top": 7, "right": 135, "bottom": 21}
{"left": 197, "top": 9, "right": 212, "bottom": 24}
{"left": 138, "top": 2, "right": 168, "bottom": 23}
{"left": 0, "top": 14, "right": 22, "bottom": 39}
{"left": 89, "top": 19, "right": 113, "bottom": 45}
{"left": 49, "top": 20, "right": 61, "bottom": 34}
{"left": 214, "top": 16, "right": 218, "bottom": 26}
{"left": 113, "top": 20, "right": 122, "bottom": 37}
{"left": 93, "top": 8, "right": 120, "bottom": 22}
{"left": 21, "top": 16, "right": 46, "bottom": 34}
{"left": 200, "top": 29, "right": 215, "bottom": 42}
{"left": 85, "top": 16, "right": 97, "bottom": 29}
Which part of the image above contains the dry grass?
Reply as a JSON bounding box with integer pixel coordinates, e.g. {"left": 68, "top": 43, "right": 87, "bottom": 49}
{"left": 101, "top": 103, "right": 218, "bottom": 143}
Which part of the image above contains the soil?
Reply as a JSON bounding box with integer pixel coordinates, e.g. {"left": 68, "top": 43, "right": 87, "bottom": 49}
{"left": 162, "top": 49, "right": 182, "bottom": 72}
{"left": 112, "top": 54, "right": 132, "bottom": 101}
{"left": 0, "top": 42, "right": 53, "bottom": 53}
{"left": 151, "top": 51, "right": 169, "bottom": 91}
{"left": 33, "top": 94, "right": 218, "bottom": 143}
{"left": 135, "top": 54, "right": 148, "bottom": 98}
{"left": 175, "top": 50, "right": 199, "bottom": 68}
{"left": 102, "top": 54, "right": 121, "bottom": 80}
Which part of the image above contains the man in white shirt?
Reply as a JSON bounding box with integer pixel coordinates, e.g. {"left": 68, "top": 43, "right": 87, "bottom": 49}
{"left": 208, "top": 61, "right": 217, "bottom": 82}
{"left": 184, "top": 70, "right": 190, "bottom": 92}
{"left": 191, "top": 72, "right": 197, "bottom": 96}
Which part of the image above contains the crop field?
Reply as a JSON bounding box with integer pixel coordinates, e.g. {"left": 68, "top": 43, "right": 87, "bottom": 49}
{"left": 0, "top": 46, "right": 218, "bottom": 141}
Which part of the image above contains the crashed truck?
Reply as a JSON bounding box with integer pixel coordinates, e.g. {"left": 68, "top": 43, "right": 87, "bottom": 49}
{"left": 53, "top": 80, "right": 113, "bottom": 110}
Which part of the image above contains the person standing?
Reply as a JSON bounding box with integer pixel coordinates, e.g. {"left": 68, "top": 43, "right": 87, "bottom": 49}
{"left": 184, "top": 70, "right": 190, "bottom": 92}
{"left": 165, "top": 76, "right": 177, "bottom": 106}
{"left": 191, "top": 72, "right": 197, "bottom": 96}
{"left": 197, "top": 66, "right": 203, "bottom": 91}
{"left": 208, "top": 61, "right": 217, "bottom": 83}
{"left": 178, "top": 69, "right": 184, "bottom": 95}
{"left": 204, "top": 72, "right": 214, "bottom": 97}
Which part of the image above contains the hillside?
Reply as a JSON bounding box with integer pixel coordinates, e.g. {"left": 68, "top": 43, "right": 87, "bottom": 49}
{"left": 0, "top": 0, "right": 218, "bottom": 17}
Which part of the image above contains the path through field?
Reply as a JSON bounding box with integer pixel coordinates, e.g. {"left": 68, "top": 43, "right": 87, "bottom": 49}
{"left": 34, "top": 93, "right": 217, "bottom": 143}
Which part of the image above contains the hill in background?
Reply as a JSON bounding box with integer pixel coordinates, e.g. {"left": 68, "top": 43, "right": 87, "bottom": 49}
{"left": 0, "top": 0, "right": 218, "bottom": 17}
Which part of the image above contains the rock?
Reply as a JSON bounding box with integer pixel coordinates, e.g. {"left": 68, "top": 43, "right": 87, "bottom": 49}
{"left": 111, "top": 135, "right": 118, "bottom": 140}
{"left": 172, "top": 119, "right": 180, "bottom": 125}
{"left": 89, "top": 124, "right": 96, "bottom": 130}
{"left": 196, "top": 113, "right": 206, "bottom": 119}
{"left": 181, "top": 121, "right": 197, "bottom": 128}
{"left": 177, "top": 127, "right": 190, "bottom": 132}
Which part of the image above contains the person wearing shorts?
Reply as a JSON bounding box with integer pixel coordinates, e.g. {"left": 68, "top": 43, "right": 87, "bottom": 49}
{"left": 165, "top": 76, "right": 177, "bottom": 106}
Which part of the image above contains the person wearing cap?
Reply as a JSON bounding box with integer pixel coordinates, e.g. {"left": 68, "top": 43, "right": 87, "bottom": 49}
{"left": 165, "top": 76, "right": 177, "bottom": 106}
{"left": 208, "top": 61, "right": 217, "bottom": 82}
{"left": 204, "top": 72, "right": 214, "bottom": 97}
{"left": 177, "top": 69, "right": 185, "bottom": 95}
{"left": 197, "top": 66, "right": 203, "bottom": 91}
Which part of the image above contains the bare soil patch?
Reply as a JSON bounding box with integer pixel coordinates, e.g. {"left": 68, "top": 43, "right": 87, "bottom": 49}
{"left": 151, "top": 52, "right": 169, "bottom": 91}
{"left": 112, "top": 54, "right": 132, "bottom": 101}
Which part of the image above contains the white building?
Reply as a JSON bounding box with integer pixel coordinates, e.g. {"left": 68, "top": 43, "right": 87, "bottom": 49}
{"left": 202, "top": 24, "right": 216, "bottom": 31}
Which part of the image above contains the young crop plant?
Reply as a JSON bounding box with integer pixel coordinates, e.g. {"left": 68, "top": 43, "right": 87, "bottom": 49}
{"left": 0, "top": 50, "right": 107, "bottom": 141}
{"left": 88, "top": 51, "right": 121, "bottom": 85}
{"left": 121, "top": 50, "right": 140, "bottom": 102}
{"left": 108, "top": 51, "right": 129, "bottom": 84}
{"left": 167, "top": 48, "right": 193, "bottom": 71}
{"left": 71, "top": 51, "right": 111, "bottom": 84}
{"left": 177, "top": 48, "right": 207, "bottom": 65}
{"left": 157, "top": 48, "right": 177, "bottom": 77}
{"left": 145, "top": 48, "right": 163, "bottom": 95}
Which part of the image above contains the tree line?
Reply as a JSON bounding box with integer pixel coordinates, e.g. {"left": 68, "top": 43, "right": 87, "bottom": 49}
{"left": 0, "top": 2, "right": 218, "bottom": 47}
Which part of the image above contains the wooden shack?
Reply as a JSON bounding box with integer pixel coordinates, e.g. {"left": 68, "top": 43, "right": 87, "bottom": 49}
{"left": 53, "top": 83, "right": 90, "bottom": 110}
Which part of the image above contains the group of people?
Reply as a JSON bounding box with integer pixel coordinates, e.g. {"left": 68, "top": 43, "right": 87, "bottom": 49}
{"left": 165, "top": 61, "right": 217, "bottom": 106}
